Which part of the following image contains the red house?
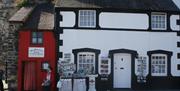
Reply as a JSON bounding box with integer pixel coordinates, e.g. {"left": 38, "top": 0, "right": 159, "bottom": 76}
{"left": 9, "top": 3, "right": 56, "bottom": 91}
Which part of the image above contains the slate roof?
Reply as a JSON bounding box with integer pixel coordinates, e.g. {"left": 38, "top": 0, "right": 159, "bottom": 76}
{"left": 38, "top": 12, "right": 54, "bottom": 30}
{"left": 55, "top": 0, "right": 180, "bottom": 11}
{"left": 9, "top": 7, "right": 34, "bottom": 23}
{"left": 23, "top": 3, "right": 54, "bottom": 30}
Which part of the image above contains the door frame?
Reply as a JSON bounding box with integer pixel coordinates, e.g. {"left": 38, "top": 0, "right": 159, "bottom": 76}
{"left": 109, "top": 49, "right": 138, "bottom": 89}
{"left": 113, "top": 53, "right": 132, "bottom": 88}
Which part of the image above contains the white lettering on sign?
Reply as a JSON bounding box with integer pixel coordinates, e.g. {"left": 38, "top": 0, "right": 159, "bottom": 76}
{"left": 28, "top": 47, "right": 45, "bottom": 58}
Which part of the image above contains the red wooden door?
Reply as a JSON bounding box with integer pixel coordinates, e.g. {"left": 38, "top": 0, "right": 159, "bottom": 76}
{"left": 23, "top": 61, "right": 37, "bottom": 91}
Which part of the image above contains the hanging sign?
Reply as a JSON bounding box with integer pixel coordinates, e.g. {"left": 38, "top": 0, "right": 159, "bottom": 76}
{"left": 28, "top": 47, "right": 45, "bottom": 58}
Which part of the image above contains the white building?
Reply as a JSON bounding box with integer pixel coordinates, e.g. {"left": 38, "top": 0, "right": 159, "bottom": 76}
{"left": 55, "top": 0, "right": 180, "bottom": 90}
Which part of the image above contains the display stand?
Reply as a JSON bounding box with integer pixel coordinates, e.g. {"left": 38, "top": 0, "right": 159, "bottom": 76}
{"left": 87, "top": 74, "right": 98, "bottom": 91}
{"left": 73, "top": 78, "right": 86, "bottom": 91}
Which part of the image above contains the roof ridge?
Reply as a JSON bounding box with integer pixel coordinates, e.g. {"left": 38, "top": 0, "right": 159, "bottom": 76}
{"left": 55, "top": 0, "right": 180, "bottom": 12}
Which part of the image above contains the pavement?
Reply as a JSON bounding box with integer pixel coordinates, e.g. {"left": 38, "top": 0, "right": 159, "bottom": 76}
{"left": 112, "top": 89, "right": 180, "bottom": 91}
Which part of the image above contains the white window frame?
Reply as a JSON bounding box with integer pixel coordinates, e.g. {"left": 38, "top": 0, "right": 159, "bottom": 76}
{"left": 78, "top": 10, "right": 96, "bottom": 28}
{"left": 77, "top": 52, "right": 96, "bottom": 74}
{"left": 151, "top": 12, "right": 167, "bottom": 30}
{"left": 151, "top": 54, "right": 167, "bottom": 76}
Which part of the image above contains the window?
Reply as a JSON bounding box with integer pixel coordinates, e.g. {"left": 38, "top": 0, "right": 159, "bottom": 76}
{"left": 151, "top": 54, "right": 167, "bottom": 76}
{"left": 77, "top": 52, "right": 95, "bottom": 74}
{"left": 79, "top": 10, "right": 96, "bottom": 27}
{"left": 151, "top": 13, "right": 167, "bottom": 30}
{"left": 32, "top": 32, "right": 43, "bottom": 44}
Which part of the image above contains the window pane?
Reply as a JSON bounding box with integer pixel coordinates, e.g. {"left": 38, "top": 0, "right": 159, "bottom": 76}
{"left": 38, "top": 32, "right": 43, "bottom": 37}
{"left": 78, "top": 53, "right": 95, "bottom": 74}
{"left": 151, "top": 13, "right": 166, "bottom": 30}
{"left": 32, "top": 32, "right": 43, "bottom": 44}
{"left": 151, "top": 55, "right": 167, "bottom": 76}
{"left": 32, "top": 32, "right": 37, "bottom": 44}
{"left": 38, "top": 38, "right": 43, "bottom": 44}
{"left": 79, "top": 10, "right": 96, "bottom": 27}
{"left": 32, "top": 38, "right": 37, "bottom": 44}
{"left": 32, "top": 32, "right": 37, "bottom": 38}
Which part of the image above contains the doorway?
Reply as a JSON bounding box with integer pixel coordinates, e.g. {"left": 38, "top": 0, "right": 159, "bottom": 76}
{"left": 113, "top": 53, "right": 131, "bottom": 88}
{"left": 22, "top": 61, "right": 37, "bottom": 91}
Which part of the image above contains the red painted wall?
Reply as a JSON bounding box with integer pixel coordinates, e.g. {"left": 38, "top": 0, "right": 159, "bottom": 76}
{"left": 18, "top": 30, "right": 56, "bottom": 91}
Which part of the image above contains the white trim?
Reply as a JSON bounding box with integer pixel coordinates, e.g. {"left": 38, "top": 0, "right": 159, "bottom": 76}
{"left": 78, "top": 10, "right": 96, "bottom": 28}
{"left": 151, "top": 54, "right": 167, "bottom": 76}
{"left": 77, "top": 52, "right": 96, "bottom": 74}
{"left": 151, "top": 12, "right": 167, "bottom": 30}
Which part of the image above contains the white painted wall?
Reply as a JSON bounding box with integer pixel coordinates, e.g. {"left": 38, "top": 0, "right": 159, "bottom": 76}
{"left": 60, "top": 29, "right": 180, "bottom": 76}
{"left": 60, "top": 11, "right": 76, "bottom": 27}
{"left": 170, "top": 15, "right": 180, "bottom": 31}
{"left": 99, "top": 13, "right": 149, "bottom": 29}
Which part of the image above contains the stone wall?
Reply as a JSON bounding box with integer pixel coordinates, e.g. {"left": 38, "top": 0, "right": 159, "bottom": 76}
{"left": 0, "top": 6, "right": 20, "bottom": 90}
{"left": 0, "top": 0, "right": 14, "bottom": 8}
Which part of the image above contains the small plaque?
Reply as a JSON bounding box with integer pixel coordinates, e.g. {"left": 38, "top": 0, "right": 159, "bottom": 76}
{"left": 28, "top": 47, "right": 44, "bottom": 58}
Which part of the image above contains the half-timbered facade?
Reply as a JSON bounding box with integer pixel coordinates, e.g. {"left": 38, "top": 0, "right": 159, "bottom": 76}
{"left": 55, "top": 0, "right": 180, "bottom": 90}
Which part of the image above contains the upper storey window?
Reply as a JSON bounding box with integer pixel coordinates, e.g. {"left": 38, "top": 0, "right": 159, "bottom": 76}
{"left": 151, "top": 13, "right": 167, "bottom": 30}
{"left": 79, "top": 10, "right": 96, "bottom": 28}
{"left": 32, "top": 32, "right": 43, "bottom": 44}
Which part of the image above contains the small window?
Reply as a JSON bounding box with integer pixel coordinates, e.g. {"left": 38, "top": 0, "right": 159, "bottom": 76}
{"left": 151, "top": 54, "right": 167, "bottom": 76}
{"left": 32, "top": 32, "right": 43, "bottom": 44}
{"left": 77, "top": 52, "right": 95, "bottom": 74}
{"left": 151, "top": 13, "right": 167, "bottom": 30}
{"left": 79, "top": 10, "right": 96, "bottom": 28}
